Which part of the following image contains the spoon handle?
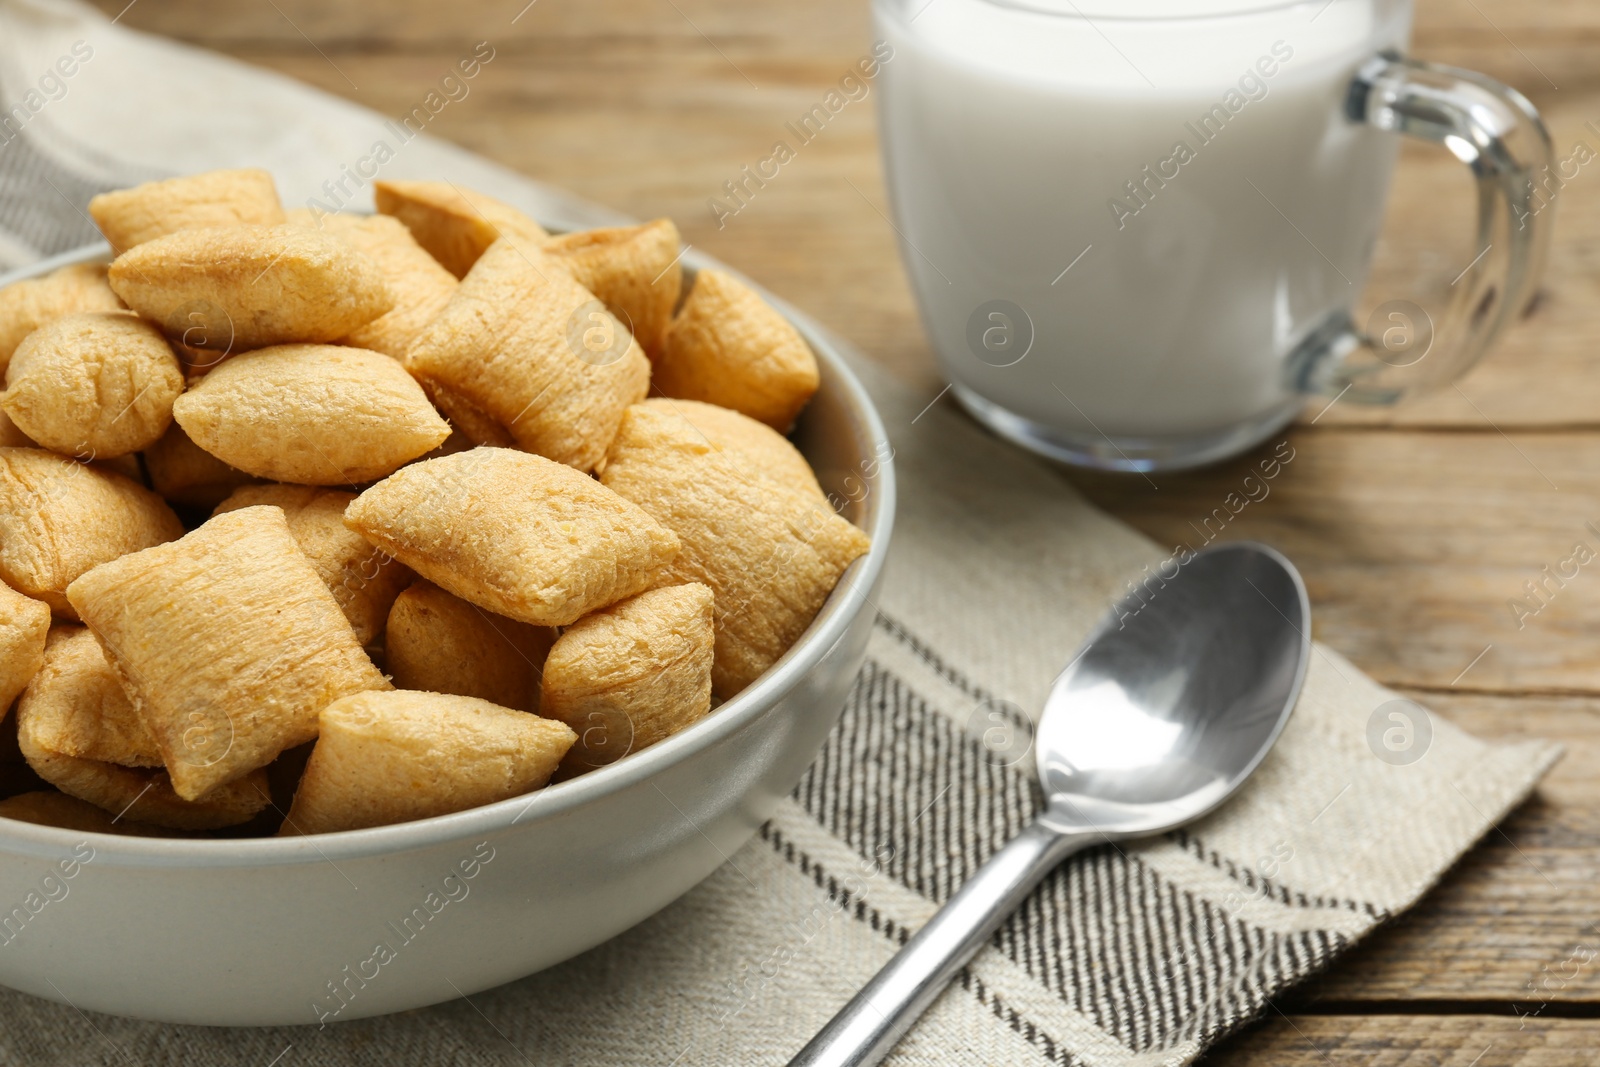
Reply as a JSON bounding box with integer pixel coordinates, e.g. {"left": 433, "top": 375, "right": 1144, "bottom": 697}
{"left": 787, "top": 817, "right": 1092, "bottom": 1067}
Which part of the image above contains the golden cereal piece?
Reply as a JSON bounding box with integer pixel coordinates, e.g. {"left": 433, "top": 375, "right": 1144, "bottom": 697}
{"left": 601, "top": 403, "right": 870, "bottom": 697}
{"left": 0, "top": 583, "right": 49, "bottom": 718}
{"left": 18, "top": 627, "right": 161, "bottom": 768}
{"left": 418, "top": 428, "right": 476, "bottom": 462}
{"left": 656, "top": 269, "right": 820, "bottom": 432}
{"left": 300, "top": 213, "right": 459, "bottom": 359}
{"left": 108, "top": 225, "right": 393, "bottom": 351}
{"left": 345, "top": 447, "right": 680, "bottom": 627}
{"left": 214, "top": 484, "right": 412, "bottom": 646}
{"left": 2, "top": 312, "right": 184, "bottom": 459}
{"left": 385, "top": 580, "right": 553, "bottom": 713}
{"left": 93, "top": 454, "right": 144, "bottom": 483}
{"left": 172, "top": 344, "right": 450, "bottom": 485}
{"left": 65, "top": 505, "right": 391, "bottom": 801}
{"left": 88, "top": 169, "right": 286, "bottom": 253}
{"left": 172, "top": 337, "right": 235, "bottom": 379}
{"left": 542, "top": 583, "right": 714, "bottom": 772}
{"left": 16, "top": 715, "right": 270, "bottom": 831}
{"left": 405, "top": 240, "right": 650, "bottom": 471}
{"left": 426, "top": 389, "right": 515, "bottom": 449}
{"left": 544, "top": 219, "right": 682, "bottom": 358}
{"left": 0, "top": 262, "right": 124, "bottom": 371}
{"left": 0, "top": 790, "right": 171, "bottom": 835}
{"left": 632, "top": 398, "right": 823, "bottom": 501}
{"left": 0, "top": 447, "right": 184, "bottom": 618}
{"left": 373, "top": 179, "right": 548, "bottom": 278}
{"left": 280, "top": 689, "right": 576, "bottom": 835}
{"left": 143, "top": 421, "right": 258, "bottom": 510}
{"left": 0, "top": 411, "right": 32, "bottom": 448}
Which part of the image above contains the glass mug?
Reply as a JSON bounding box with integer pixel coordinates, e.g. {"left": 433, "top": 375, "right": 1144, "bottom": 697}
{"left": 873, "top": 0, "right": 1552, "bottom": 470}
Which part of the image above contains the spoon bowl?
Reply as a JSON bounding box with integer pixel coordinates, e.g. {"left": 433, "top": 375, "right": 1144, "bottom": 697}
{"left": 1037, "top": 542, "right": 1309, "bottom": 835}
{"left": 791, "top": 541, "right": 1310, "bottom": 1067}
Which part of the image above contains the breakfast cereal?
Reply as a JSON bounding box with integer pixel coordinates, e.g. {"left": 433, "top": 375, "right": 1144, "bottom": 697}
{"left": 344, "top": 448, "right": 680, "bottom": 627}
{"left": 280, "top": 689, "right": 575, "bottom": 835}
{"left": 385, "top": 580, "right": 553, "bottom": 713}
{"left": 88, "top": 168, "right": 287, "bottom": 252}
{"left": 541, "top": 583, "right": 714, "bottom": 771}
{"left": 655, "top": 269, "right": 820, "bottom": 432}
{"left": 0, "top": 447, "right": 184, "bottom": 618}
{"left": 65, "top": 505, "right": 390, "bottom": 801}
{"left": 172, "top": 344, "right": 450, "bottom": 485}
{"left": 3, "top": 312, "right": 184, "bottom": 458}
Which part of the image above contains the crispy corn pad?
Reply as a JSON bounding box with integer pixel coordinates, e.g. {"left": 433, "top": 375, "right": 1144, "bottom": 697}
{"left": 386, "top": 580, "right": 553, "bottom": 713}
{"left": 0, "top": 262, "right": 125, "bottom": 371}
{"left": 600, "top": 403, "right": 869, "bottom": 697}
{"left": 656, "top": 269, "right": 819, "bottom": 432}
{"left": 142, "top": 422, "right": 258, "bottom": 510}
{"left": 0, "top": 411, "right": 31, "bottom": 448}
{"left": 298, "top": 213, "right": 459, "bottom": 359}
{"left": 173, "top": 337, "right": 235, "bottom": 379}
{"left": 0, "top": 790, "right": 170, "bottom": 836}
{"left": 214, "top": 485, "right": 412, "bottom": 647}
{"left": 373, "top": 180, "right": 548, "bottom": 278}
{"left": 0, "top": 582, "right": 49, "bottom": 718}
{"left": 95, "top": 454, "right": 143, "bottom": 483}
{"left": 0, "top": 447, "right": 184, "bottom": 617}
{"left": 404, "top": 239, "right": 650, "bottom": 471}
{"left": 3, "top": 312, "right": 184, "bottom": 459}
{"left": 345, "top": 447, "right": 680, "bottom": 627}
{"left": 108, "top": 225, "right": 393, "bottom": 351}
{"left": 65, "top": 505, "right": 391, "bottom": 801}
{"left": 632, "top": 398, "right": 823, "bottom": 501}
{"left": 542, "top": 583, "right": 714, "bottom": 772}
{"left": 19, "top": 627, "right": 162, "bottom": 767}
{"left": 281, "top": 690, "right": 576, "bottom": 835}
{"left": 173, "top": 343, "right": 449, "bottom": 486}
{"left": 88, "top": 168, "right": 287, "bottom": 252}
{"left": 544, "top": 219, "right": 682, "bottom": 358}
{"left": 16, "top": 708, "right": 269, "bottom": 830}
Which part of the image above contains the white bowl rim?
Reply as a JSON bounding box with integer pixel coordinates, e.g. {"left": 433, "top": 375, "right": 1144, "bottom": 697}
{"left": 0, "top": 238, "right": 896, "bottom": 868}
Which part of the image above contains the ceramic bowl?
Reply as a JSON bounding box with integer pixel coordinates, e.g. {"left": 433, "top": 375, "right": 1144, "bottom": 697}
{"left": 0, "top": 239, "right": 894, "bottom": 1025}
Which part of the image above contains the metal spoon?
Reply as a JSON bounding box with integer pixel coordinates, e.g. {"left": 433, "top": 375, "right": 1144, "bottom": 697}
{"left": 788, "top": 541, "right": 1310, "bottom": 1067}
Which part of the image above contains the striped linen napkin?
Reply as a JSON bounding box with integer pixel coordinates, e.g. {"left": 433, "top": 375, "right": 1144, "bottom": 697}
{"left": 0, "top": 2, "right": 1559, "bottom": 1063}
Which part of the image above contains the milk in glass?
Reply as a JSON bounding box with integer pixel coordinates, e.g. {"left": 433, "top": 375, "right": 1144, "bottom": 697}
{"left": 874, "top": 0, "right": 1411, "bottom": 447}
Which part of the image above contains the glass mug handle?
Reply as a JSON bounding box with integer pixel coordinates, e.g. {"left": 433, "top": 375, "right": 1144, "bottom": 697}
{"left": 1289, "top": 54, "right": 1555, "bottom": 404}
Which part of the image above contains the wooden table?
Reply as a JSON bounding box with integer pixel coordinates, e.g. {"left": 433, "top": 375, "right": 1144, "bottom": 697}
{"left": 91, "top": 0, "right": 1600, "bottom": 1060}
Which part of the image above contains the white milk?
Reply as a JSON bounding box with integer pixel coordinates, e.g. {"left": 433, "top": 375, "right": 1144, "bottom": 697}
{"left": 874, "top": 0, "right": 1411, "bottom": 445}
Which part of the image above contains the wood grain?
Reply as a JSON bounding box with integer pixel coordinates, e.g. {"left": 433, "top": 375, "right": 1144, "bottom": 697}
{"left": 1071, "top": 428, "right": 1600, "bottom": 694}
{"left": 80, "top": 0, "right": 1600, "bottom": 1061}
{"left": 1210, "top": 1016, "right": 1600, "bottom": 1065}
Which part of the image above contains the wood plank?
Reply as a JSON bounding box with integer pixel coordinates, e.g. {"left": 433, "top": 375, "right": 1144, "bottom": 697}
{"left": 1204, "top": 1015, "right": 1600, "bottom": 1066}
{"left": 1416, "top": 0, "right": 1600, "bottom": 36}
{"left": 82, "top": 0, "right": 871, "bottom": 51}
{"left": 1068, "top": 428, "right": 1600, "bottom": 694}
{"left": 84, "top": 0, "right": 1600, "bottom": 48}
